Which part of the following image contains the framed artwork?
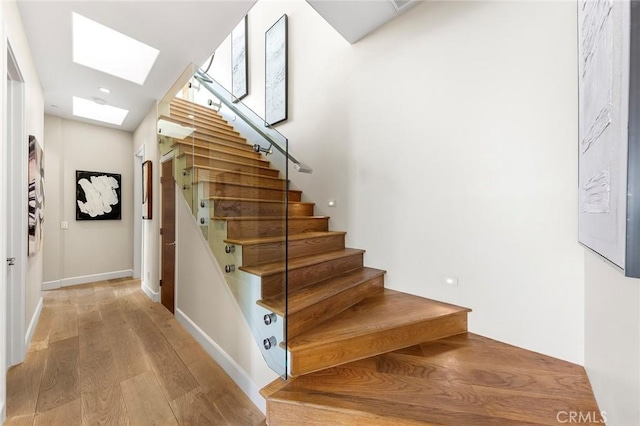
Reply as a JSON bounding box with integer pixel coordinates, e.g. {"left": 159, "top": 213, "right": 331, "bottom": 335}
{"left": 28, "top": 135, "right": 44, "bottom": 256}
{"left": 232, "top": 16, "right": 248, "bottom": 101}
{"left": 265, "top": 14, "right": 288, "bottom": 126}
{"left": 578, "top": 1, "right": 640, "bottom": 277}
{"left": 76, "top": 170, "right": 122, "bottom": 220}
{"left": 142, "top": 160, "right": 152, "bottom": 220}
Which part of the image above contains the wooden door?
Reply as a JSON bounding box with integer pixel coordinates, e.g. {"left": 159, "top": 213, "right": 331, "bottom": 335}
{"left": 161, "top": 159, "right": 175, "bottom": 313}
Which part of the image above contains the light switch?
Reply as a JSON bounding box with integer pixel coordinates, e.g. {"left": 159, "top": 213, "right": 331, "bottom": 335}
{"left": 61, "top": 221, "right": 69, "bottom": 229}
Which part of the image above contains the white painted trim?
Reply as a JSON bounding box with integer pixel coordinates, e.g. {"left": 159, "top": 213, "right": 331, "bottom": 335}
{"left": 1, "top": 401, "right": 5, "bottom": 425}
{"left": 5, "top": 43, "right": 27, "bottom": 368}
{"left": 25, "top": 297, "right": 43, "bottom": 348}
{"left": 42, "top": 269, "right": 133, "bottom": 290}
{"left": 141, "top": 281, "right": 160, "bottom": 302}
{"left": 175, "top": 308, "right": 266, "bottom": 414}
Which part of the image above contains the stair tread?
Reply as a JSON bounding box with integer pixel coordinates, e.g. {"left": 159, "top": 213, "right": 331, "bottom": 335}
{"left": 266, "top": 333, "right": 599, "bottom": 426}
{"left": 225, "top": 231, "right": 345, "bottom": 246}
{"left": 287, "top": 289, "right": 471, "bottom": 351}
{"left": 258, "top": 267, "right": 386, "bottom": 316}
{"left": 209, "top": 196, "right": 314, "bottom": 206}
{"left": 173, "top": 141, "right": 265, "bottom": 162}
{"left": 160, "top": 113, "right": 239, "bottom": 133}
{"left": 213, "top": 215, "right": 329, "bottom": 221}
{"left": 185, "top": 165, "right": 286, "bottom": 183}
{"left": 160, "top": 114, "right": 240, "bottom": 135}
{"left": 240, "top": 248, "right": 365, "bottom": 277}
{"left": 179, "top": 151, "right": 275, "bottom": 172}
{"left": 199, "top": 180, "right": 301, "bottom": 193}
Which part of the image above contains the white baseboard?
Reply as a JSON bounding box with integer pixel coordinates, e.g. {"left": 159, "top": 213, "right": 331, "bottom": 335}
{"left": 142, "top": 281, "right": 160, "bottom": 302}
{"left": 25, "top": 297, "right": 43, "bottom": 348}
{"left": 42, "top": 269, "right": 133, "bottom": 290}
{"left": 175, "top": 308, "right": 266, "bottom": 414}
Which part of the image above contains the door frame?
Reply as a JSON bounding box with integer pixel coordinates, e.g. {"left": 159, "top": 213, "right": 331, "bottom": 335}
{"left": 133, "top": 145, "right": 145, "bottom": 281}
{"left": 160, "top": 152, "right": 176, "bottom": 313}
{"left": 5, "top": 41, "right": 27, "bottom": 368}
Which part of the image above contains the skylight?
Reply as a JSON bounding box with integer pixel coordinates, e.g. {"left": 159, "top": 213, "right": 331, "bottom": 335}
{"left": 72, "top": 13, "right": 160, "bottom": 85}
{"left": 73, "top": 96, "right": 129, "bottom": 125}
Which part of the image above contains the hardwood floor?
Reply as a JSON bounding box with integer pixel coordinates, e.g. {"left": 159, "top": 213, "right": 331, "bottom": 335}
{"left": 5, "top": 278, "right": 265, "bottom": 426}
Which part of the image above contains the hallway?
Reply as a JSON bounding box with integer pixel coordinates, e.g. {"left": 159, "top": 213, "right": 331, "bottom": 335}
{"left": 4, "top": 278, "right": 266, "bottom": 425}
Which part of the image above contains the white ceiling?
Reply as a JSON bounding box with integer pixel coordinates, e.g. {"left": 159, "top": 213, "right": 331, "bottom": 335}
{"left": 17, "top": 1, "right": 256, "bottom": 132}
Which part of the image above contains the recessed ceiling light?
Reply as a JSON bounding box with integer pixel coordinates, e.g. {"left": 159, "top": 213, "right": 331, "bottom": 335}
{"left": 99, "top": 87, "right": 110, "bottom": 94}
{"left": 73, "top": 96, "right": 128, "bottom": 126}
{"left": 72, "top": 13, "right": 160, "bottom": 85}
{"left": 93, "top": 97, "right": 107, "bottom": 105}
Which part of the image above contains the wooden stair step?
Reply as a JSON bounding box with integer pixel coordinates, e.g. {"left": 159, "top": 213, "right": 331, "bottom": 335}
{"left": 173, "top": 139, "right": 262, "bottom": 160}
{"left": 209, "top": 197, "right": 315, "bottom": 218}
{"left": 160, "top": 113, "right": 240, "bottom": 137}
{"left": 228, "top": 231, "right": 346, "bottom": 267}
{"left": 181, "top": 152, "right": 279, "bottom": 178}
{"left": 285, "top": 289, "right": 470, "bottom": 376}
{"left": 259, "top": 378, "right": 290, "bottom": 400}
{"left": 202, "top": 180, "right": 301, "bottom": 202}
{"left": 174, "top": 142, "right": 268, "bottom": 167}
{"left": 241, "top": 248, "right": 365, "bottom": 298}
{"left": 258, "top": 267, "right": 385, "bottom": 338}
{"left": 170, "top": 101, "right": 229, "bottom": 125}
{"left": 172, "top": 97, "right": 226, "bottom": 117}
{"left": 186, "top": 166, "right": 287, "bottom": 190}
{"left": 216, "top": 216, "right": 330, "bottom": 239}
{"left": 265, "top": 333, "right": 600, "bottom": 425}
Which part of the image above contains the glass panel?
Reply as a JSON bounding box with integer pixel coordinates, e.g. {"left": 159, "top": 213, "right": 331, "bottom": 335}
{"left": 158, "top": 65, "right": 291, "bottom": 378}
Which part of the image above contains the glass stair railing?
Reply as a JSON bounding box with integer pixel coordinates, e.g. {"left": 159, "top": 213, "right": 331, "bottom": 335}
{"left": 156, "top": 64, "right": 311, "bottom": 379}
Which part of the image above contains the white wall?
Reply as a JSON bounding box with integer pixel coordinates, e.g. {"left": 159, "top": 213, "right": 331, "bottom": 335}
{"left": 43, "top": 116, "right": 134, "bottom": 286}
{"left": 209, "top": 0, "right": 584, "bottom": 364}
{"left": 0, "top": 1, "right": 44, "bottom": 421}
{"left": 133, "top": 106, "right": 161, "bottom": 297}
{"left": 584, "top": 250, "right": 640, "bottom": 425}
{"left": 175, "top": 194, "right": 276, "bottom": 412}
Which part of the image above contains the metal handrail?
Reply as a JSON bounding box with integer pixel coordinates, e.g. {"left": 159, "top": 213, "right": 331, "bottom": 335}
{"left": 194, "top": 70, "right": 312, "bottom": 174}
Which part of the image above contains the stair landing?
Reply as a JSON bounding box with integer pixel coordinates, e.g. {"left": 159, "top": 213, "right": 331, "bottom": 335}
{"left": 266, "top": 333, "right": 602, "bottom": 425}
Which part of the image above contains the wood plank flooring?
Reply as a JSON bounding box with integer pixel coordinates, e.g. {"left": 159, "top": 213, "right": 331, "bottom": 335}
{"left": 5, "top": 278, "right": 265, "bottom": 426}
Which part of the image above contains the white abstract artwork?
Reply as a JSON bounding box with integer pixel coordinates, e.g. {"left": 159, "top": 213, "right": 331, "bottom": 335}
{"left": 578, "top": 0, "right": 629, "bottom": 268}
{"left": 76, "top": 170, "right": 122, "bottom": 220}
{"left": 232, "top": 16, "right": 248, "bottom": 100}
{"left": 265, "top": 15, "right": 287, "bottom": 126}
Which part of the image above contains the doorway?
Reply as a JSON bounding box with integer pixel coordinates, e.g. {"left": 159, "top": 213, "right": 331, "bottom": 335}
{"left": 161, "top": 159, "right": 175, "bottom": 313}
{"left": 5, "top": 42, "right": 27, "bottom": 369}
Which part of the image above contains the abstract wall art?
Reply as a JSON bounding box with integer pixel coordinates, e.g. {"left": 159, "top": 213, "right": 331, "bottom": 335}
{"left": 28, "top": 135, "right": 44, "bottom": 256}
{"left": 76, "top": 170, "right": 122, "bottom": 220}
{"left": 265, "top": 14, "right": 288, "bottom": 126}
{"left": 578, "top": 0, "right": 640, "bottom": 277}
{"left": 232, "top": 16, "right": 248, "bottom": 101}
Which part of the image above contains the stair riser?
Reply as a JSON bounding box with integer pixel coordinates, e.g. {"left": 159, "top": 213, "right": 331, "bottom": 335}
{"left": 166, "top": 113, "right": 240, "bottom": 137}
{"left": 205, "top": 182, "right": 301, "bottom": 202}
{"left": 226, "top": 218, "right": 329, "bottom": 239}
{"left": 288, "top": 312, "right": 468, "bottom": 377}
{"left": 267, "top": 400, "right": 424, "bottom": 426}
{"left": 242, "top": 235, "right": 345, "bottom": 267}
{"left": 192, "top": 129, "right": 248, "bottom": 146}
{"left": 176, "top": 144, "right": 268, "bottom": 167}
{"left": 170, "top": 103, "right": 229, "bottom": 125}
{"left": 261, "top": 253, "right": 363, "bottom": 299}
{"left": 192, "top": 168, "right": 287, "bottom": 190}
{"left": 212, "top": 200, "right": 313, "bottom": 218}
{"left": 288, "top": 275, "right": 384, "bottom": 339}
{"left": 185, "top": 156, "right": 279, "bottom": 178}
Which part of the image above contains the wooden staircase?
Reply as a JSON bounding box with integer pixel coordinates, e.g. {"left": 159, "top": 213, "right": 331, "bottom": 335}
{"left": 168, "top": 97, "right": 600, "bottom": 425}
